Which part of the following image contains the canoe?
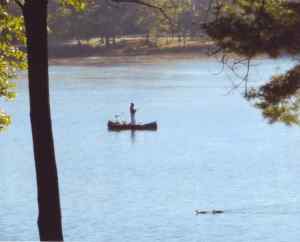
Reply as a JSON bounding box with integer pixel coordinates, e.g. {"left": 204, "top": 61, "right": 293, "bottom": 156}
{"left": 107, "top": 121, "right": 158, "bottom": 131}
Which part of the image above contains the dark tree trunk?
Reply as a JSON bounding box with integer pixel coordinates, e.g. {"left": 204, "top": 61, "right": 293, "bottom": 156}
{"left": 165, "top": 36, "right": 169, "bottom": 45}
{"left": 77, "top": 38, "right": 83, "bottom": 47}
{"left": 177, "top": 34, "right": 182, "bottom": 43}
{"left": 145, "top": 32, "right": 150, "bottom": 45}
{"left": 23, "top": 0, "right": 64, "bottom": 241}
{"left": 99, "top": 35, "right": 104, "bottom": 45}
{"left": 112, "top": 35, "right": 116, "bottom": 46}
{"left": 183, "top": 32, "right": 186, "bottom": 47}
{"left": 105, "top": 35, "right": 110, "bottom": 48}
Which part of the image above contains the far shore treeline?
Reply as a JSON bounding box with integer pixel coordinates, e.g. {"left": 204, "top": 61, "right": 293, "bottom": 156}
{"left": 45, "top": 0, "right": 212, "bottom": 57}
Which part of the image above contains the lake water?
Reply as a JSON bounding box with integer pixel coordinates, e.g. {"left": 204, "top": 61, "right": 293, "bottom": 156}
{"left": 1, "top": 57, "right": 300, "bottom": 242}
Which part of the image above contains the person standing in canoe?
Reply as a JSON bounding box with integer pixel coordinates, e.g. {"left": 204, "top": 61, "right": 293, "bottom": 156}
{"left": 130, "top": 103, "right": 137, "bottom": 125}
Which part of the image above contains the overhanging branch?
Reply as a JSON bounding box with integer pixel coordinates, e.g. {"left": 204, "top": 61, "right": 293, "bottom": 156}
{"left": 14, "top": 0, "right": 24, "bottom": 9}
{"left": 110, "top": 0, "right": 172, "bottom": 26}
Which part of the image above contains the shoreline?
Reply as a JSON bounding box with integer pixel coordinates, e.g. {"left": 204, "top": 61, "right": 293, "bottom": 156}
{"left": 49, "top": 41, "right": 215, "bottom": 66}
{"left": 49, "top": 52, "right": 212, "bottom": 66}
{"left": 48, "top": 44, "right": 275, "bottom": 66}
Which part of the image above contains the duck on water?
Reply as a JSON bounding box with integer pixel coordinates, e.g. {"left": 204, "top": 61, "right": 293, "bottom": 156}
{"left": 195, "top": 209, "right": 224, "bottom": 215}
{"left": 108, "top": 103, "right": 158, "bottom": 131}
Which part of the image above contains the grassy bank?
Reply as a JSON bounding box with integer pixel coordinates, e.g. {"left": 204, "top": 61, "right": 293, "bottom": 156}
{"left": 49, "top": 37, "right": 214, "bottom": 65}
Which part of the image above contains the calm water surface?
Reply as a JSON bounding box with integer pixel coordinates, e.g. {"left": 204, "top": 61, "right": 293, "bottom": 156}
{"left": 1, "top": 58, "right": 300, "bottom": 242}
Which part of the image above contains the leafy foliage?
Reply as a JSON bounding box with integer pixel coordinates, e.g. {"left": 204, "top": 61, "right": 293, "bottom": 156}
{"left": 205, "top": 0, "right": 300, "bottom": 57}
{"left": 205, "top": 0, "right": 300, "bottom": 125}
{"left": 247, "top": 65, "right": 300, "bottom": 125}
{"left": 60, "top": 0, "right": 87, "bottom": 11}
{"left": 0, "top": 4, "right": 26, "bottom": 131}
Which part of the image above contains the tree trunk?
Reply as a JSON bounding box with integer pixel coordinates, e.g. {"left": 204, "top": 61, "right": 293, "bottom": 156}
{"left": 77, "top": 38, "right": 82, "bottom": 47}
{"left": 145, "top": 32, "right": 150, "bottom": 45}
{"left": 23, "top": 0, "right": 64, "bottom": 241}
{"left": 177, "top": 34, "right": 182, "bottom": 43}
{"left": 112, "top": 35, "right": 116, "bottom": 46}
{"left": 105, "top": 35, "right": 110, "bottom": 48}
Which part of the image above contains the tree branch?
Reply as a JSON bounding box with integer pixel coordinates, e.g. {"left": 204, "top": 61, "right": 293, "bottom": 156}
{"left": 14, "top": 0, "right": 24, "bottom": 10}
{"left": 110, "top": 0, "right": 172, "bottom": 26}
